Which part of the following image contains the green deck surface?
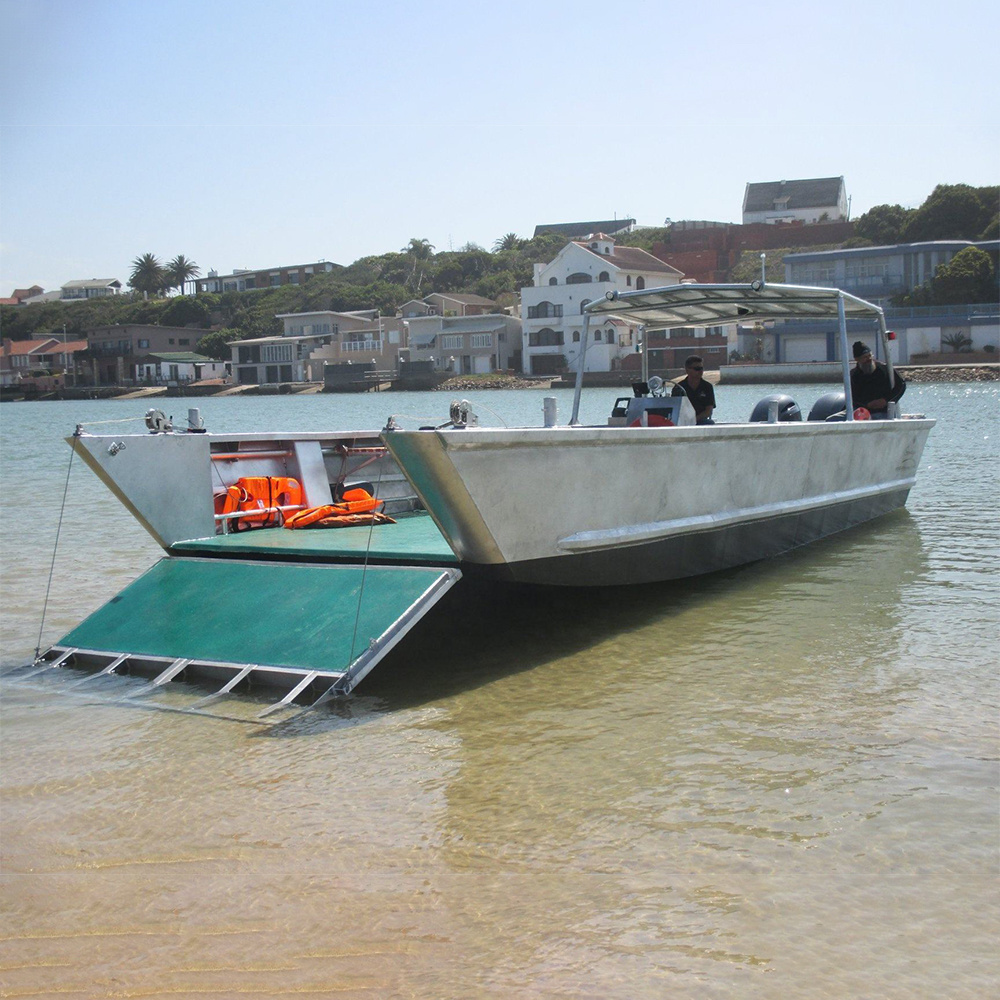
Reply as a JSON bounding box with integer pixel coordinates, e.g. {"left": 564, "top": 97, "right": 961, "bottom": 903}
{"left": 59, "top": 557, "right": 457, "bottom": 673}
{"left": 172, "top": 511, "right": 458, "bottom": 564}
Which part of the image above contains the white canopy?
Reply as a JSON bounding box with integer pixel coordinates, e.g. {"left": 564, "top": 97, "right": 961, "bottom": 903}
{"left": 583, "top": 281, "right": 883, "bottom": 329}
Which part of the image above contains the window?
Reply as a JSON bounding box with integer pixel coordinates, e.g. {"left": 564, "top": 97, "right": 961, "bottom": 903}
{"left": 440, "top": 335, "right": 463, "bottom": 349}
{"left": 636, "top": 277, "right": 645, "bottom": 290}
{"left": 573, "top": 331, "right": 580, "bottom": 342}
{"left": 263, "top": 343, "right": 293, "bottom": 363}
{"left": 168, "top": 339, "right": 175, "bottom": 345}
{"left": 580, "top": 299, "right": 591, "bottom": 313}
{"left": 549, "top": 277, "right": 558, "bottom": 286}
{"left": 270, "top": 274, "right": 281, "bottom": 287}
{"left": 470, "top": 334, "right": 492, "bottom": 348}
{"left": 594, "top": 330, "right": 602, "bottom": 341}
{"left": 179, "top": 338, "right": 190, "bottom": 345}
{"left": 598, "top": 271, "right": 610, "bottom": 282}
{"left": 527, "top": 301, "right": 563, "bottom": 319}
{"left": 528, "top": 328, "right": 564, "bottom": 347}
{"left": 626, "top": 276, "right": 632, "bottom": 287}
{"left": 138, "top": 339, "right": 150, "bottom": 348}
{"left": 566, "top": 272, "right": 592, "bottom": 284}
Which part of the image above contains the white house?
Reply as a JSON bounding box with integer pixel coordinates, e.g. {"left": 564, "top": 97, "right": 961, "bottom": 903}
{"left": 520, "top": 234, "right": 684, "bottom": 376}
{"left": 742, "top": 177, "right": 848, "bottom": 225}
{"left": 135, "top": 352, "right": 228, "bottom": 384}
{"left": 60, "top": 278, "right": 123, "bottom": 300}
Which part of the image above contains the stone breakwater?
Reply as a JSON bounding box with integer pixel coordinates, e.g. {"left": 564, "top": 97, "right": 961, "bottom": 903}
{"left": 433, "top": 375, "right": 550, "bottom": 391}
{"left": 896, "top": 365, "right": 997, "bottom": 383}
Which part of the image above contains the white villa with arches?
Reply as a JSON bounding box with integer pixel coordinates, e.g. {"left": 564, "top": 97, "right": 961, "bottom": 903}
{"left": 520, "top": 234, "right": 684, "bottom": 375}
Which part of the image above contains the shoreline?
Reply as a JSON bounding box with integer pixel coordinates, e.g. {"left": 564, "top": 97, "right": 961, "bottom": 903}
{"left": 1, "top": 363, "right": 995, "bottom": 402}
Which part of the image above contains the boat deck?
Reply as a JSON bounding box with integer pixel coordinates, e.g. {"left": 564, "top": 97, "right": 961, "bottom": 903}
{"left": 171, "top": 511, "right": 458, "bottom": 565}
{"left": 37, "top": 512, "right": 462, "bottom": 712}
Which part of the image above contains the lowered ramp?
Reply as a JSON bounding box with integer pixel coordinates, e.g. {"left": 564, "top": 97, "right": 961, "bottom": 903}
{"left": 37, "top": 556, "right": 461, "bottom": 703}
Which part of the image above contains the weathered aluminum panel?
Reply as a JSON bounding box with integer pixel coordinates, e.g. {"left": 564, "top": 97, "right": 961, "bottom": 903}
{"left": 384, "top": 419, "right": 934, "bottom": 584}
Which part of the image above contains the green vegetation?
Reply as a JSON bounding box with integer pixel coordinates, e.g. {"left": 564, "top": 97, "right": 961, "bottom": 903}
{"left": 894, "top": 246, "right": 998, "bottom": 307}
{"left": 3, "top": 183, "right": 995, "bottom": 352}
{"left": 852, "top": 184, "right": 997, "bottom": 245}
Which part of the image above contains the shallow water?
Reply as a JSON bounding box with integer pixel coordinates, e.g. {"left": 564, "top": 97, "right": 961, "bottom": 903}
{"left": 1, "top": 383, "right": 998, "bottom": 998}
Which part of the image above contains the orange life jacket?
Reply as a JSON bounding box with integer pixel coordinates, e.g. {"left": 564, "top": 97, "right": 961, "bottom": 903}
{"left": 284, "top": 489, "right": 384, "bottom": 529}
{"left": 214, "top": 476, "right": 303, "bottom": 530}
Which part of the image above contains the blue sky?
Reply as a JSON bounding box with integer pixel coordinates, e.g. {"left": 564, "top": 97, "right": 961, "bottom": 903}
{"left": 1, "top": 0, "right": 997, "bottom": 294}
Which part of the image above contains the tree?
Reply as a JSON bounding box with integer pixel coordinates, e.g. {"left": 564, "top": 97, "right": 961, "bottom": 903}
{"left": 401, "top": 238, "right": 435, "bottom": 293}
{"left": 931, "top": 246, "right": 997, "bottom": 304}
{"left": 853, "top": 204, "right": 914, "bottom": 246}
{"left": 129, "top": 253, "right": 165, "bottom": 298}
{"left": 902, "top": 184, "right": 993, "bottom": 242}
{"left": 402, "top": 237, "right": 435, "bottom": 260}
{"left": 165, "top": 254, "right": 200, "bottom": 295}
{"left": 196, "top": 328, "right": 241, "bottom": 360}
{"left": 492, "top": 232, "right": 523, "bottom": 252}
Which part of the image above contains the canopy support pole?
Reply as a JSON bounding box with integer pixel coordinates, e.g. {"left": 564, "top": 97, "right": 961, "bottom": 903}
{"left": 875, "top": 309, "right": 896, "bottom": 393}
{"left": 838, "top": 293, "right": 854, "bottom": 420}
{"left": 569, "top": 311, "right": 592, "bottom": 426}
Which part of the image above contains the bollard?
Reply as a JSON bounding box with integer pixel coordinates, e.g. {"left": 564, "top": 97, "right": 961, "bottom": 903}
{"left": 187, "top": 408, "right": 206, "bottom": 433}
{"left": 886, "top": 401, "right": 897, "bottom": 419}
{"left": 542, "top": 397, "right": 558, "bottom": 427}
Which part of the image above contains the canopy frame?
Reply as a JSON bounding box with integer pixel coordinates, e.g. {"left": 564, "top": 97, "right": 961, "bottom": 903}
{"left": 570, "top": 281, "right": 895, "bottom": 425}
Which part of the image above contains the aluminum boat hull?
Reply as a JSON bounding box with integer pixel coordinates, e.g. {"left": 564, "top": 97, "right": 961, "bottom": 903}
{"left": 383, "top": 418, "right": 934, "bottom": 587}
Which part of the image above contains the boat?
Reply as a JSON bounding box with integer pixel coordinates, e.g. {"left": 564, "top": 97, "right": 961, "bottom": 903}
{"left": 30, "top": 281, "right": 933, "bottom": 709}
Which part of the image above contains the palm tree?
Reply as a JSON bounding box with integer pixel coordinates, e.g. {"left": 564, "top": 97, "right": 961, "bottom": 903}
{"left": 492, "top": 232, "right": 523, "bottom": 252}
{"left": 166, "top": 255, "right": 200, "bottom": 296}
{"left": 402, "top": 238, "right": 435, "bottom": 293}
{"left": 129, "top": 253, "right": 165, "bottom": 299}
{"left": 402, "top": 237, "right": 435, "bottom": 260}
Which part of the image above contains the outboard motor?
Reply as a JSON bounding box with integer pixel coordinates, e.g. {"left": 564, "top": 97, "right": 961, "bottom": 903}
{"left": 749, "top": 394, "right": 802, "bottom": 423}
{"left": 808, "top": 392, "right": 848, "bottom": 422}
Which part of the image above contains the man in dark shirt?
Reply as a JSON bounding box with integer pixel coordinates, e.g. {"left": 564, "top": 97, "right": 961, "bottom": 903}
{"left": 850, "top": 341, "right": 905, "bottom": 416}
{"left": 671, "top": 355, "right": 716, "bottom": 424}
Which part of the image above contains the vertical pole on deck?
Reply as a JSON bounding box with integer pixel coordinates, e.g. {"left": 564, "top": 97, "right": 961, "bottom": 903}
{"left": 837, "top": 293, "right": 854, "bottom": 420}
{"left": 570, "top": 311, "right": 591, "bottom": 426}
{"left": 876, "top": 309, "right": 896, "bottom": 389}
{"left": 640, "top": 325, "right": 648, "bottom": 384}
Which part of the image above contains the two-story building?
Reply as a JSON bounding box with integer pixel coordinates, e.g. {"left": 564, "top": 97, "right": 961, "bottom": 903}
{"left": 770, "top": 240, "right": 1000, "bottom": 363}
{"left": 231, "top": 310, "right": 405, "bottom": 384}
{"left": 1, "top": 337, "right": 88, "bottom": 386}
{"left": 520, "top": 234, "right": 684, "bottom": 376}
{"left": 86, "top": 324, "right": 207, "bottom": 384}
{"left": 399, "top": 292, "right": 498, "bottom": 318}
{"left": 195, "top": 261, "right": 337, "bottom": 294}
{"left": 742, "top": 177, "right": 848, "bottom": 225}
{"left": 404, "top": 313, "right": 522, "bottom": 374}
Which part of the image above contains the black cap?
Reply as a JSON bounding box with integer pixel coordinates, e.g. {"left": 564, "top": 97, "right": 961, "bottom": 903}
{"left": 853, "top": 341, "right": 871, "bottom": 359}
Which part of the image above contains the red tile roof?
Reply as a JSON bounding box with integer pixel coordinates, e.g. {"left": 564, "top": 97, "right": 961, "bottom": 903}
{"left": 575, "top": 243, "right": 684, "bottom": 274}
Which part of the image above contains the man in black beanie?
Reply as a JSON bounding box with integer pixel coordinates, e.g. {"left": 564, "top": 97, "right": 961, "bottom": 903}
{"left": 850, "top": 340, "right": 905, "bottom": 416}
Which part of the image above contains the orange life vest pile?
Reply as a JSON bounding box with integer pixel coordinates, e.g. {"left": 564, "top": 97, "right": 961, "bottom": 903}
{"left": 214, "top": 476, "right": 303, "bottom": 531}
{"left": 284, "top": 488, "right": 396, "bottom": 530}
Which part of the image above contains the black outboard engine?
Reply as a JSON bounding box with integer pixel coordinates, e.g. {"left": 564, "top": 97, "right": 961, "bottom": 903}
{"left": 749, "top": 394, "right": 802, "bottom": 422}
{"left": 808, "top": 392, "right": 848, "bottom": 422}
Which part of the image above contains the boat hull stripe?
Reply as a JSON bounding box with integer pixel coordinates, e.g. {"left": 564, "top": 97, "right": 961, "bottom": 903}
{"left": 557, "top": 477, "right": 917, "bottom": 552}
